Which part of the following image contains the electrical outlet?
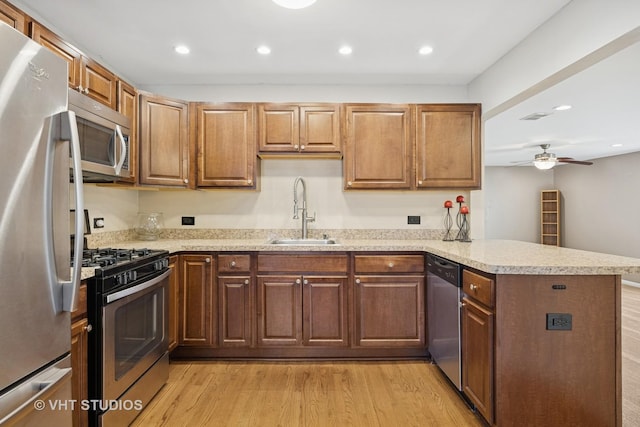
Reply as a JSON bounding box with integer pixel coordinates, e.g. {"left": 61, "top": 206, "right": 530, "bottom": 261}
{"left": 181, "top": 216, "right": 195, "bottom": 226}
{"left": 407, "top": 215, "right": 421, "bottom": 225}
{"left": 546, "top": 313, "right": 572, "bottom": 330}
{"left": 93, "top": 217, "right": 104, "bottom": 229}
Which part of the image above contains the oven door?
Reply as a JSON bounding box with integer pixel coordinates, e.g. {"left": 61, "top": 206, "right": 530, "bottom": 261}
{"left": 102, "top": 269, "right": 170, "bottom": 402}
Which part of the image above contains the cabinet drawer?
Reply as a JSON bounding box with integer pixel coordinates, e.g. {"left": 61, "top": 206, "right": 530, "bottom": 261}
{"left": 354, "top": 255, "right": 424, "bottom": 274}
{"left": 463, "top": 269, "right": 495, "bottom": 308}
{"left": 258, "top": 254, "right": 348, "bottom": 273}
{"left": 218, "top": 254, "right": 251, "bottom": 273}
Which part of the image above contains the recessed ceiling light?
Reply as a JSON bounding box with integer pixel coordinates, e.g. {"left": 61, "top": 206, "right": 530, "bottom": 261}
{"left": 174, "top": 45, "right": 190, "bottom": 55}
{"left": 272, "top": 0, "right": 316, "bottom": 9}
{"left": 553, "top": 104, "right": 572, "bottom": 111}
{"left": 338, "top": 45, "right": 353, "bottom": 55}
{"left": 418, "top": 45, "right": 434, "bottom": 55}
{"left": 256, "top": 45, "right": 271, "bottom": 55}
{"left": 610, "top": 143, "right": 623, "bottom": 147}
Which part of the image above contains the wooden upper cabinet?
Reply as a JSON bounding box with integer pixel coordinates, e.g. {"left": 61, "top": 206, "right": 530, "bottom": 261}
{"left": 415, "top": 104, "right": 481, "bottom": 189}
{"left": 139, "top": 94, "right": 191, "bottom": 187}
{"left": 1, "top": 0, "right": 28, "bottom": 34}
{"left": 30, "top": 21, "right": 117, "bottom": 109}
{"left": 30, "top": 22, "right": 82, "bottom": 89}
{"left": 258, "top": 103, "right": 340, "bottom": 155}
{"left": 196, "top": 103, "right": 257, "bottom": 188}
{"left": 343, "top": 104, "right": 413, "bottom": 190}
{"left": 80, "top": 56, "right": 117, "bottom": 110}
{"left": 116, "top": 80, "right": 137, "bottom": 183}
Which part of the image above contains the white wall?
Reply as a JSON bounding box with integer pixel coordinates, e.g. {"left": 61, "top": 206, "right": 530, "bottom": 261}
{"left": 76, "top": 184, "right": 139, "bottom": 233}
{"left": 138, "top": 159, "right": 468, "bottom": 233}
{"left": 484, "top": 166, "right": 554, "bottom": 242}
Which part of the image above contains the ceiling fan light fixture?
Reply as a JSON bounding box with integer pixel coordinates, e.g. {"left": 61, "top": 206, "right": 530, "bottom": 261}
{"left": 272, "top": 0, "right": 316, "bottom": 9}
{"left": 533, "top": 152, "right": 557, "bottom": 170}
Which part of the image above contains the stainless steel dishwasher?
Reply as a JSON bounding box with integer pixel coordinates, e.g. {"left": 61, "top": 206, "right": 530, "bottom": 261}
{"left": 426, "top": 253, "right": 462, "bottom": 390}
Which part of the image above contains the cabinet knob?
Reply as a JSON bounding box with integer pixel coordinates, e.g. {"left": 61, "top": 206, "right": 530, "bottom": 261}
{"left": 418, "top": 180, "right": 423, "bottom": 185}
{"left": 83, "top": 88, "right": 89, "bottom": 94}
{"left": 230, "top": 261, "right": 236, "bottom": 267}
{"left": 84, "top": 324, "right": 93, "bottom": 333}
{"left": 294, "top": 144, "right": 299, "bottom": 149}
{"left": 388, "top": 262, "right": 394, "bottom": 268}
{"left": 295, "top": 278, "right": 301, "bottom": 284}
{"left": 470, "top": 284, "right": 477, "bottom": 291}
{"left": 183, "top": 178, "right": 189, "bottom": 184}
{"left": 244, "top": 279, "right": 249, "bottom": 285}
{"left": 347, "top": 181, "right": 352, "bottom": 187}
{"left": 303, "top": 279, "right": 308, "bottom": 285}
{"left": 355, "top": 278, "right": 361, "bottom": 284}
{"left": 205, "top": 258, "right": 211, "bottom": 263}
{"left": 300, "top": 145, "right": 305, "bottom": 150}
{"left": 248, "top": 179, "right": 253, "bottom": 185}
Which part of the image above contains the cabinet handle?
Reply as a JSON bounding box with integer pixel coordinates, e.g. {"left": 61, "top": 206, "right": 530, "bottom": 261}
{"left": 83, "top": 88, "right": 89, "bottom": 94}
{"left": 248, "top": 179, "right": 253, "bottom": 185}
{"left": 244, "top": 279, "right": 249, "bottom": 285}
{"left": 295, "top": 278, "right": 301, "bottom": 285}
{"left": 303, "top": 279, "right": 308, "bottom": 285}
{"left": 183, "top": 178, "right": 189, "bottom": 184}
{"left": 418, "top": 180, "right": 423, "bottom": 185}
{"left": 347, "top": 181, "right": 352, "bottom": 187}
{"left": 388, "top": 262, "right": 394, "bottom": 268}
{"left": 294, "top": 144, "right": 299, "bottom": 149}
{"left": 355, "top": 278, "right": 361, "bottom": 284}
{"left": 84, "top": 324, "right": 93, "bottom": 333}
{"left": 205, "top": 258, "right": 211, "bottom": 263}
{"left": 230, "top": 261, "right": 236, "bottom": 267}
{"left": 469, "top": 284, "right": 477, "bottom": 291}
{"left": 300, "top": 145, "right": 305, "bottom": 150}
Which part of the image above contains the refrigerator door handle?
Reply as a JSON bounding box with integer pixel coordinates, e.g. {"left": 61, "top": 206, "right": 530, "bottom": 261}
{"left": 50, "top": 111, "right": 84, "bottom": 313}
{"left": 114, "top": 124, "right": 127, "bottom": 176}
{"left": 0, "top": 367, "right": 72, "bottom": 424}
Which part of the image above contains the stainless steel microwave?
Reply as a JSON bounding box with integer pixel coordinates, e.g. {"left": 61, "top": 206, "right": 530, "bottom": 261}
{"left": 68, "top": 89, "right": 131, "bottom": 180}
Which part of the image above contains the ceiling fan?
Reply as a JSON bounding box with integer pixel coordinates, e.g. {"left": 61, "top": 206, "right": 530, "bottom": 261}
{"left": 533, "top": 144, "right": 594, "bottom": 170}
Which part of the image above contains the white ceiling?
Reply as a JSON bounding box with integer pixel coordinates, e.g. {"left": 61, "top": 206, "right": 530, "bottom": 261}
{"left": 14, "top": 0, "right": 639, "bottom": 166}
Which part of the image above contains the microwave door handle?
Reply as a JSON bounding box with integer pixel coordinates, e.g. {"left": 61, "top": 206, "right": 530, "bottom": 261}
{"left": 114, "top": 125, "right": 126, "bottom": 176}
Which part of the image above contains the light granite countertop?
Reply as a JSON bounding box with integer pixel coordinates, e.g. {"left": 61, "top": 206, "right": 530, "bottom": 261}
{"left": 78, "top": 238, "right": 640, "bottom": 280}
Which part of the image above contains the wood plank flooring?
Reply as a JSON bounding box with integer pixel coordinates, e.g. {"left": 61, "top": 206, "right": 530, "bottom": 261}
{"left": 131, "top": 361, "right": 483, "bottom": 427}
{"left": 623, "top": 284, "right": 640, "bottom": 427}
{"left": 133, "top": 284, "right": 640, "bottom": 427}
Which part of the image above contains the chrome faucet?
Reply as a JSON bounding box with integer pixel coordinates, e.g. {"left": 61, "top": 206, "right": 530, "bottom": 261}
{"left": 293, "top": 176, "right": 316, "bottom": 239}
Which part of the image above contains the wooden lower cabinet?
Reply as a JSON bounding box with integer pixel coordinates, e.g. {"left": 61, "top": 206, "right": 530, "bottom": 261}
{"left": 70, "top": 283, "right": 89, "bottom": 427}
{"left": 256, "top": 275, "right": 348, "bottom": 347}
{"left": 461, "top": 297, "right": 494, "bottom": 424}
{"left": 167, "top": 255, "right": 179, "bottom": 351}
{"left": 354, "top": 275, "right": 425, "bottom": 347}
{"left": 178, "top": 254, "right": 216, "bottom": 346}
{"left": 219, "top": 276, "right": 253, "bottom": 347}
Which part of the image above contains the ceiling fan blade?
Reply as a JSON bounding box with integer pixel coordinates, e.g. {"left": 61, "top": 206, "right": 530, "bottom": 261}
{"left": 557, "top": 157, "right": 593, "bottom": 165}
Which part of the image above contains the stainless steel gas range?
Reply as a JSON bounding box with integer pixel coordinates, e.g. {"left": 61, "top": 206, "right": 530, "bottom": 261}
{"left": 85, "top": 248, "right": 170, "bottom": 427}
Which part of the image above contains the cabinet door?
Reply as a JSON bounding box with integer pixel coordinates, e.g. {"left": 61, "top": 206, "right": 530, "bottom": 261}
{"left": 303, "top": 276, "right": 348, "bottom": 346}
{"left": 80, "top": 56, "right": 117, "bottom": 109}
{"left": 219, "top": 276, "right": 253, "bottom": 347}
{"left": 116, "top": 80, "right": 137, "bottom": 183}
{"left": 1, "top": 0, "right": 27, "bottom": 34}
{"left": 461, "top": 297, "right": 494, "bottom": 425}
{"left": 71, "top": 318, "right": 89, "bottom": 427}
{"left": 179, "top": 254, "right": 216, "bottom": 346}
{"left": 258, "top": 104, "right": 299, "bottom": 152}
{"left": 257, "top": 275, "right": 302, "bottom": 346}
{"left": 196, "top": 103, "right": 256, "bottom": 188}
{"left": 167, "top": 255, "right": 179, "bottom": 351}
{"left": 139, "top": 94, "right": 190, "bottom": 187}
{"left": 415, "top": 104, "right": 481, "bottom": 188}
{"left": 354, "top": 275, "right": 425, "bottom": 347}
{"left": 29, "top": 22, "right": 82, "bottom": 89}
{"left": 299, "top": 104, "right": 341, "bottom": 153}
{"left": 343, "top": 104, "right": 413, "bottom": 189}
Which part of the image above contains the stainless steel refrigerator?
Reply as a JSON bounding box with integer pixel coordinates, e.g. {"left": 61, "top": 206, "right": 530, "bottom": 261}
{"left": 0, "top": 22, "right": 84, "bottom": 426}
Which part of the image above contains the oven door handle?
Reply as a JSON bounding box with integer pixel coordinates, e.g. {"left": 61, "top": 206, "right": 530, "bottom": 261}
{"left": 106, "top": 269, "right": 171, "bottom": 304}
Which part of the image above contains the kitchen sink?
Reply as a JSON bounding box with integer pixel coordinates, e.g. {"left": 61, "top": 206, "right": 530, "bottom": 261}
{"left": 268, "top": 238, "right": 339, "bottom": 245}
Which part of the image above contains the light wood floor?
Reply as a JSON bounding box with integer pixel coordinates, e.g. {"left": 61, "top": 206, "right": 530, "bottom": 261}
{"left": 132, "top": 361, "right": 483, "bottom": 427}
{"left": 622, "top": 284, "right": 640, "bottom": 427}
{"left": 133, "top": 284, "right": 640, "bottom": 427}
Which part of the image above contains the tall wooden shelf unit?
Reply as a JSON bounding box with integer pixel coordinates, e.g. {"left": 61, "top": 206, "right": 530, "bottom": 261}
{"left": 540, "top": 190, "right": 561, "bottom": 246}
